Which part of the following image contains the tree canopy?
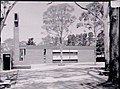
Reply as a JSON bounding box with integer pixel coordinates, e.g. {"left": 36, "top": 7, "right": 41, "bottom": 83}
{"left": 77, "top": 2, "right": 104, "bottom": 37}
{"left": 42, "top": 3, "right": 76, "bottom": 44}
{"left": 26, "top": 38, "right": 36, "bottom": 45}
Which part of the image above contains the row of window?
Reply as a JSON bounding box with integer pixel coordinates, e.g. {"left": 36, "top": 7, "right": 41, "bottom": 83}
{"left": 19, "top": 49, "right": 78, "bottom": 62}
{"left": 53, "top": 59, "right": 78, "bottom": 63}
{"left": 52, "top": 50, "right": 78, "bottom": 63}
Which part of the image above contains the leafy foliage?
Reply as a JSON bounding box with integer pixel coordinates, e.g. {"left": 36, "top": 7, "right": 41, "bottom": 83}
{"left": 41, "top": 35, "right": 52, "bottom": 45}
{"left": 1, "top": 38, "right": 27, "bottom": 52}
{"left": 1, "top": 38, "right": 14, "bottom": 52}
{"left": 77, "top": 2, "right": 104, "bottom": 37}
{"left": 19, "top": 41, "right": 27, "bottom": 46}
{"left": 86, "top": 2, "right": 104, "bottom": 17}
{"left": 88, "top": 32, "right": 94, "bottom": 46}
{"left": 96, "top": 30, "right": 104, "bottom": 55}
{"left": 67, "top": 32, "right": 94, "bottom": 46}
{"left": 26, "top": 38, "right": 36, "bottom": 45}
{"left": 67, "top": 34, "right": 76, "bottom": 46}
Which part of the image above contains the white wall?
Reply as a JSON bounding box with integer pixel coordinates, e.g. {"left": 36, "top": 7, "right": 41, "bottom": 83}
{"left": 78, "top": 50, "right": 95, "bottom": 62}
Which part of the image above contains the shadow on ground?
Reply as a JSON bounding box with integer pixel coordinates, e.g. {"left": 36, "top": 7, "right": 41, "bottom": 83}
{"left": 8, "top": 64, "right": 117, "bottom": 89}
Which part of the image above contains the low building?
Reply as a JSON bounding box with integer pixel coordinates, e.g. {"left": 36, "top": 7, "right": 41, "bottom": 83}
{"left": 13, "top": 45, "right": 96, "bottom": 67}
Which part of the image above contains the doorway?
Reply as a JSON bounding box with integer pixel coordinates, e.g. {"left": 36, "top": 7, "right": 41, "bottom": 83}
{"left": 3, "top": 54, "right": 11, "bottom": 70}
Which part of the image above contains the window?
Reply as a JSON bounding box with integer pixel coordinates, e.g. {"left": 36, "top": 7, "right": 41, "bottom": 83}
{"left": 20, "top": 49, "right": 26, "bottom": 61}
{"left": 52, "top": 50, "right": 78, "bottom": 63}
{"left": 44, "top": 49, "right": 46, "bottom": 63}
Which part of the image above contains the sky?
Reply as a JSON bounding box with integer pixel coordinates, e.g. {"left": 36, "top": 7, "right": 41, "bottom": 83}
{"left": 1, "top": 1, "right": 108, "bottom": 44}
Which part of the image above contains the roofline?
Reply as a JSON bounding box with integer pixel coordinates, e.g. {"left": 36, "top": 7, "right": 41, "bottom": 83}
{"left": 20, "top": 45, "right": 95, "bottom": 50}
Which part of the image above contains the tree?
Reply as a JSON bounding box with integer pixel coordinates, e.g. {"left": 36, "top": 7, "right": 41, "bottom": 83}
{"left": 96, "top": 30, "right": 104, "bottom": 55}
{"left": 76, "top": 1, "right": 119, "bottom": 87}
{"left": 26, "top": 38, "right": 36, "bottom": 45}
{"left": 75, "top": 2, "right": 110, "bottom": 70}
{"left": 67, "top": 34, "right": 72, "bottom": 46}
{"left": 52, "top": 36, "right": 60, "bottom": 46}
{"left": 82, "top": 33, "right": 87, "bottom": 46}
{"left": 75, "top": 34, "right": 81, "bottom": 46}
{"left": 67, "top": 33, "right": 92, "bottom": 46}
{"left": 41, "top": 35, "right": 53, "bottom": 45}
{"left": 87, "top": 32, "right": 94, "bottom": 46}
{"left": 0, "top": 1, "right": 17, "bottom": 74}
{"left": 67, "top": 34, "right": 76, "bottom": 46}
{"left": 19, "top": 41, "right": 27, "bottom": 46}
{"left": 108, "top": 7, "right": 119, "bottom": 87}
{"left": 0, "top": 1, "right": 15, "bottom": 78}
{"left": 76, "top": 2, "right": 104, "bottom": 65}
{"left": 75, "top": 34, "right": 84, "bottom": 46}
{"left": 42, "top": 3, "right": 76, "bottom": 64}
{"left": 1, "top": 38, "right": 27, "bottom": 52}
{"left": 77, "top": 2, "right": 104, "bottom": 41}
{"left": 1, "top": 38, "right": 14, "bottom": 52}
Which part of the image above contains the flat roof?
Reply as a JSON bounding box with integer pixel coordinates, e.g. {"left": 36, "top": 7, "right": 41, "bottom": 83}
{"left": 20, "top": 45, "right": 95, "bottom": 50}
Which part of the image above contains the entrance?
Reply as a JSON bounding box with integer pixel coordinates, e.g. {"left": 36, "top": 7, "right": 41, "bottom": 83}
{"left": 3, "top": 54, "right": 11, "bottom": 70}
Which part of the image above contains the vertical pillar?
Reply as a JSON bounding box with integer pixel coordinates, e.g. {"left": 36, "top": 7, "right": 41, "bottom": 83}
{"left": 13, "top": 13, "right": 19, "bottom": 65}
{"left": 103, "top": 2, "right": 110, "bottom": 70}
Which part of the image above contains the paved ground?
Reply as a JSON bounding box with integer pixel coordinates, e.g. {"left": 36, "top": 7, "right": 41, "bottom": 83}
{"left": 2, "top": 63, "right": 110, "bottom": 89}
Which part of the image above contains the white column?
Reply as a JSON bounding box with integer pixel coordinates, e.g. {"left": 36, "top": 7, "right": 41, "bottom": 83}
{"left": 13, "top": 13, "right": 19, "bottom": 65}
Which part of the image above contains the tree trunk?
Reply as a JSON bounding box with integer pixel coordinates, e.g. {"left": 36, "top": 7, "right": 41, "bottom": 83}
{"left": 0, "top": 33, "right": 1, "bottom": 81}
{"left": 0, "top": 2, "right": 2, "bottom": 79}
{"left": 0, "top": 23, "right": 2, "bottom": 82}
{"left": 103, "top": 3, "right": 110, "bottom": 71}
{"left": 108, "top": 7, "right": 119, "bottom": 87}
{"left": 0, "top": 32, "right": 1, "bottom": 66}
{"left": 60, "top": 37, "right": 63, "bottom": 65}
{"left": 94, "top": 28, "right": 97, "bottom": 65}
{"left": 0, "top": 1, "right": 16, "bottom": 81}
{"left": 60, "top": 43, "right": 63, "bottom": 64}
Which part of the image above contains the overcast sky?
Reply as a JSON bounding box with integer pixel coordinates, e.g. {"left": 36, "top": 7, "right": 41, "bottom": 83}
{"left": 1, "top": 1, "right": 108, "bottom": 44}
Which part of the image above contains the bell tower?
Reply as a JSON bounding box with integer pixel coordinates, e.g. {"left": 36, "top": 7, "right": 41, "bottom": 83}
{"left": 13, "top": 13, "right": 19, "bottom": 65}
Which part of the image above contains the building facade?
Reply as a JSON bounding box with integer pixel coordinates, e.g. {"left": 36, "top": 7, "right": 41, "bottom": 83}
{"left": 13, "top": 45, "right": 96, "bottom": 67}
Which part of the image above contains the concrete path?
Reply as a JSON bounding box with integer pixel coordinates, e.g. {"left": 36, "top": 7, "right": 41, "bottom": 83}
{"left": 5, "top": 63, "right": 108, "bottom": 89}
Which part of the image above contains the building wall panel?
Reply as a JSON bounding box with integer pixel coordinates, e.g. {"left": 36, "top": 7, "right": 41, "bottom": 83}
{"left": 46, "top": 49, "right": 53, "bottom": 63}
{"left": 24, "top": 49, "right": 44, "bottom": 64}
{"left": 15, "top": 46, "right": 96, "bottom": 66}
{"left": 78, "top": 50, "right": 95, "bottom": 62}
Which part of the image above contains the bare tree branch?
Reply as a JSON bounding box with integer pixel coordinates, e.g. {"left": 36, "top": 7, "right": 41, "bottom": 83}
{"left": 62, "top": 27, "right": 69, "bottom": 40}
{"left": 47, "top": 1, "right": 54, "bottom": 5}
{"left": 1, "top": 1, "right": 17, "bottom": 31}
{"left": 46, "top": 1, "right": 104, "bottom": 25}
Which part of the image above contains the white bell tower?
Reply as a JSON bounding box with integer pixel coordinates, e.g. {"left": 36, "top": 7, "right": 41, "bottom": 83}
{"left": 13, "top": 13, "right": 19, "bottom": 65}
